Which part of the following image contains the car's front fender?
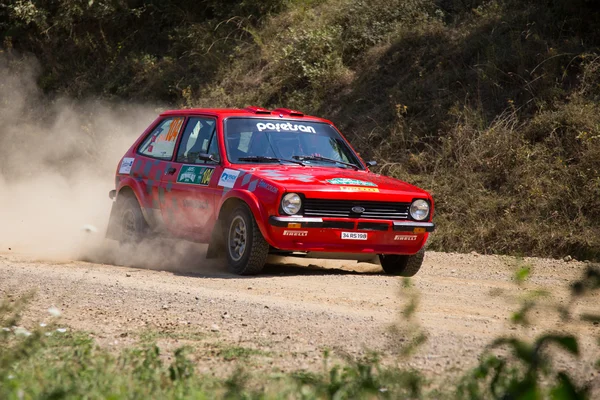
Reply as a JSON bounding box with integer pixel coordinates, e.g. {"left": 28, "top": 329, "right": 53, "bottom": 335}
{"left": 219, "top": 189, "right": 277, "bottom": 247}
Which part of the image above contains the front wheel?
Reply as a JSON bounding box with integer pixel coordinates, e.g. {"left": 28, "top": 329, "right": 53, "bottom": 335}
{"left": 379, "top": 248, "right": 425, "bottom": 276}
{"left": 225, "top": 204, "right": 269, "bottom": 275}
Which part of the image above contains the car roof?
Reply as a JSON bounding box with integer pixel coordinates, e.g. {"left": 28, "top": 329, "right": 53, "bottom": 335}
{"left": 159, "top": 107, "right": 332, "bottom": 124}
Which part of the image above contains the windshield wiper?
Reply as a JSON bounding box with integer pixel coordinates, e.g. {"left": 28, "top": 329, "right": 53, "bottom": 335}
{"left": 238, "top": 156, "right": 305, "bottom": 166}
{"left": 293, "top": 155, "right": 360, "bottom": 170}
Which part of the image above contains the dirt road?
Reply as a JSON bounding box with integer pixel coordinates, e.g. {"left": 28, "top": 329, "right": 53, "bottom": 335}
{"left": 1, "top": 244, "right": 598, "bottom": 388}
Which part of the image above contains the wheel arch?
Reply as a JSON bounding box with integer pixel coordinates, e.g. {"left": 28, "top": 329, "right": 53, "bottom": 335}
{"left": 106, "top": 183, "right": 150, "bottom": 241}
{"left": 115, "top": 182, "right": 152, "bottom": 227}
{"left": 116, "top": 179, "right": 143, "bottom": 203}
{"left": 218, "top": 195, "right": 270, "bottom": 275}
{"left": 117, "top": 185, "right": 137, "bottom": 200}
{"left": 218, "top": 197, "right": 245, "bottom": 222}
{"left": 206, "top": 191, "right": 275, "bottom": 259}
{"left": 217, "top": 191, "right": 275, "bottom": 246}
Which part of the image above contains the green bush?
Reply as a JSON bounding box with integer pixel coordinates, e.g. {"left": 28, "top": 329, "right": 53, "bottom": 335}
{"left": 0, "top": 0, "right": 290, "bottom": 100}
{"left": 3, "top": 0, "right": 600, "bottom": 259}
{"left": 336, "top": 0, "right": 436, "bottom": 64}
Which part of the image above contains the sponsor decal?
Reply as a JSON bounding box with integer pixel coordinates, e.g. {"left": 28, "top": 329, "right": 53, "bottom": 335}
{"left": 218, "top": 168, "right": 241, "bottom": 188}
{"left": 256, "top": 122, "right": 316, "bottom": 133}
{"left": 327, "top": 178, "right": 377, "bottom": 187}
{"left": 119, "top": 157, "right": 135, "bottom": 174}
{"left": 258, "top": 180, "right": 278, "bottom": 194}
{"left": 164, "top": 117, "right": 184, "bottom": 142}
{"left": 283, "top": 230, "right": 308, "bottom": 237}
{"left": 145, "top": 134, "right": 158, "bottom": 153}
{"left": 340, "top": 186, "right": 379, "bottom": 192}
{"left": 176, "top": 165, "right": 214, "bottom": 185}
{"left": 341, "top": 232, "right": 368, "bottom": 240}
{"left": 394, "top": 235, "right": 418, "bottom": 241}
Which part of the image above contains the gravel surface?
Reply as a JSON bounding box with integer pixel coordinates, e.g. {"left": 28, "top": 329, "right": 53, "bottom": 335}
{"left": 1, "top": 244, "right": 598, "bottom": 390}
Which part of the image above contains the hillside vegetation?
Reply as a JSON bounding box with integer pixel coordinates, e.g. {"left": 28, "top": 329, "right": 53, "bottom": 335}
{"left": 2, "top": 0, "right": 600, "bottom": 260}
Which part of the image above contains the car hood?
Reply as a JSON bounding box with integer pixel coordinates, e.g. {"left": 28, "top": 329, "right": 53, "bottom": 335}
{"left": 238, "top": 166, "right": 430, "bottom": 201}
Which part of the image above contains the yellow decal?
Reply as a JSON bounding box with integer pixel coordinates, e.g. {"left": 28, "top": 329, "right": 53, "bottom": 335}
{"left": 200, "top": 168, "right": 214, "bottom": 185}
{"left": 340, "top": 186, "right": 379, "bottom": 192}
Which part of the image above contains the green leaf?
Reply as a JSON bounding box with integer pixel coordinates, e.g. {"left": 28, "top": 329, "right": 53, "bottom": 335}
{"left": 505, "top": 378, "right": 540, "bottom": 400}
{"left": 511, "top": 302, "right": 534, "bottom": 326}
{"left": 515, "top": 266, "right": 532, "bottom": 284}
{"left": 491, "top": 337, "right": 533, "bottom": 364}
{"left": 550, "top": 372, "right": 589, "bottom": 400}
{"left": 536, "top": 335, "right": 579, "bottom": 356}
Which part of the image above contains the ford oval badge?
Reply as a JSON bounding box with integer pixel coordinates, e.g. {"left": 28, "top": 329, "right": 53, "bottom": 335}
{"left": 351, "top": 206, "right": 365, "bottom": 214}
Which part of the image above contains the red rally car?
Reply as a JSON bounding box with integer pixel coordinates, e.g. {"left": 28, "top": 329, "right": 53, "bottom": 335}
{"left": 106, "top": 106, "right": 435, "bottom": 275}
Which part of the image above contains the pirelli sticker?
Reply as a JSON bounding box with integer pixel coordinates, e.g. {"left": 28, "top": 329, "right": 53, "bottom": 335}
{"left": 176, "top": 165, "right": 215, "bottom": 185}
{"left": 283, "top": 230, "right": 308, "bottom": 237}
{"left": 394, "top": 235, "right": 418, "bottom": 241}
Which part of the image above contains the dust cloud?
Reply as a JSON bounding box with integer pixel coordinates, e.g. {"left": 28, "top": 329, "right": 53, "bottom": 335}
{"left": 0, "top": 53, "right": 159, "bottom": 262}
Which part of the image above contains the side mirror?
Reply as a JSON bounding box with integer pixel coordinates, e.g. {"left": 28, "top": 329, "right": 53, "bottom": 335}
{"left": 366, "top": 160, "right": 377, "bottom": 167}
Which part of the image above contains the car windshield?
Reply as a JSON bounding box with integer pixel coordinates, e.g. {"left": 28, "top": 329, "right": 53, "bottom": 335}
{"left": 224, "top": 118, "right": 364, "bottom": 169}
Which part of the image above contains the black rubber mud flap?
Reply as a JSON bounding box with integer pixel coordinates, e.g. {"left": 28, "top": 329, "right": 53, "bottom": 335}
{"left": 105, "top": 200, "right": 121, "bottom": 240}
{"left": 206, "top": 220, "right": 225, "bottom": 259}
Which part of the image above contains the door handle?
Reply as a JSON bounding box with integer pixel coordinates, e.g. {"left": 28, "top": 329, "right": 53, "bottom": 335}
{"left": 166, "top": 167, "right": 177, "bottom": 175}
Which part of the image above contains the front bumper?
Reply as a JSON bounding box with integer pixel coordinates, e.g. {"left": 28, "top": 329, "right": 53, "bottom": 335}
{"left": 266, "top": 216, "right": 435, "bottom": 255}
{"left": 269, "top": 216, "right": 435, "bottom": 232}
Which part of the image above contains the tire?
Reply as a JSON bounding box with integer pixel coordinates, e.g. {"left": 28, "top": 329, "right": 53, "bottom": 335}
{"left": 379, "top": 248, "right": 425, "bottom": 277}
{"left": 116, "top": 195, "right": 148, "bottom": 244}
{"left": 225, "top": 204, "right": 269, "bottom": 275}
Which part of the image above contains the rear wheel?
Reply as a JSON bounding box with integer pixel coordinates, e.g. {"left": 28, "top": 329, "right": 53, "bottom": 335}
{"left": 225, "top": 204, "right": 269, "bottom": 275}
{"left": 379, "top": 248, "right": 425, "bottom": 276}
{"left": 116, "top": 195, "right": 148, "bottom": 244}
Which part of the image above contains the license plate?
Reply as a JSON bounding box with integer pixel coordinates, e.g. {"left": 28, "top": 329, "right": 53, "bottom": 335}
{"left": 341, "top": 232, "right": 368, "bottom": 240}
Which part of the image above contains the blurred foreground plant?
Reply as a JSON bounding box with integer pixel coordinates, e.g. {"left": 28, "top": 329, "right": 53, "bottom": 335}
{"left": 1, "top": 264, "right": 598, "bottom": 399}
{"left": 457, "top": 264, "right": 600, "bottom": 399}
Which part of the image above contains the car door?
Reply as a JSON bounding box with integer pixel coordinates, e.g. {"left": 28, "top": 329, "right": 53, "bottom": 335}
{"left": 159, "top": 116, "right": 221, "bottom": 240}
{"left": 133, "top": 116, "right": 185, "bottom": 230}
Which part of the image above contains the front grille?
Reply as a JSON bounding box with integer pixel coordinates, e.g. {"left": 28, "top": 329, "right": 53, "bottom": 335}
{"left": 303, "top": 199, "right": 410, "bottom": 220}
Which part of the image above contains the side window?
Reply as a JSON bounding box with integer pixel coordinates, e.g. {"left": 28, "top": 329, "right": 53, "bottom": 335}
{"left": 176, "top": 117, "right": 220, "bottom": 164}
{"left": 138, "top": 117, "right": 184, "bottom": 160}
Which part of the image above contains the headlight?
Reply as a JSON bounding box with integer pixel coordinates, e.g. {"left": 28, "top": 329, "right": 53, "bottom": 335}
{"left": 410, "top": 199, "right": 430, "bottom": 221}
{"left": 281, "top": 193, "right": 302, "bottom": 215}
